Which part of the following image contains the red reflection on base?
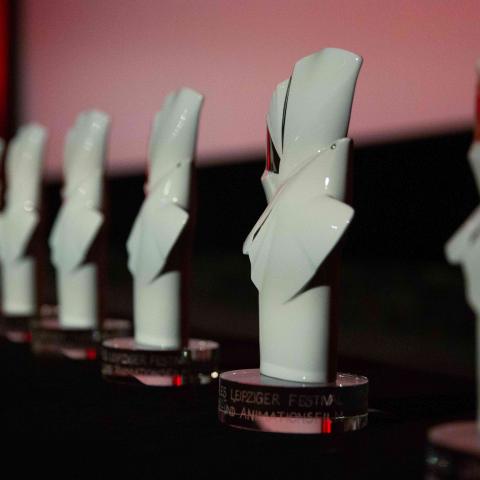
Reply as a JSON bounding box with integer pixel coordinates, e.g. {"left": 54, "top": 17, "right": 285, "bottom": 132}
{"left": 475, "top": 81, "right": 480, "bottom": 140}
{"left": 5, "top": 330, "right": 31, "bottom": 343}
{"left": 173, "top": 374, "right": 183, "bottom": 387}
{"left": 265, "top": 128, "right": 271, "bottom": 171}
{"left": 322, "top": 416, "right": 332, "bottom": 434}
{"left": 86, "top": 348, "right": 97, "bottom": 360}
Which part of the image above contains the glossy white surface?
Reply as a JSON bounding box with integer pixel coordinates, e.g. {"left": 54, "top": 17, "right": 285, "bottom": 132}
{"left": 445, "top": 63, "right": 480, "bottom": 428}
{"left": 49, "top": 110, "right": 109, "bottom": 328}
{"left": 244, "top": 48, "right": 362, "bottom": 383}
{"left": 446, "top": 142, "right": 480, "bottom": 313}
{"left": 127, "top": 88, "right": 204, "bottom": 348}
{"left": 0, "top": 125, "right": 47, "bottom": 315}
{"left": 447, "top": 152, "right": 480, "bottom": 432}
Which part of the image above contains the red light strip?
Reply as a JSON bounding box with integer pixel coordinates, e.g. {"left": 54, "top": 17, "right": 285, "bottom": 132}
{"left": 475, "top": 78, "right": 480, "bottom": 140}
{"left": 265, "top": 127, "right": 271, "bottom": 171}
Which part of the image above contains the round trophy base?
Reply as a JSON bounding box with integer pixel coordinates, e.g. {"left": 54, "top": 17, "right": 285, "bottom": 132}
{"left": 218, "top": 369, "right": 368, "bottom": 434}
{"left": 31, "top": 317, "right": 132, "bottom": 361}
{"left": 426, "top": 421, "right": 480, "bottom": 479}
{"left": 101, "top": 337, "right": 220, "bottom": 387}
{"left": 0, "top": 306, "right": 59, "bottom": 344}
{"left": 0, "top": 315, "right": 34, "bottom": 343}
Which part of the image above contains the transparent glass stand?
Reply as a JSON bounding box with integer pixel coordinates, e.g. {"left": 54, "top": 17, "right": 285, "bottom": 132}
{"left": 0, "top": 305, "right": 58, "bottom": 344}
{"left": 218, "top": 369, "right": 368, "bottom": 434}
{"left": 31, "top": 316, "right": 132, "bottom": 360}
{"left": 426, "top": 421, "right": 480, "bottom": 479}
{"left": 101, "top": 337, "right": 220, "bottom": 387}
{"left": 0, "top": 315, "right": 34, "bottom": 343}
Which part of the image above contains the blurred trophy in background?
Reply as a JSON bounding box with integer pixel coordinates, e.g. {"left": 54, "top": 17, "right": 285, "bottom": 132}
{"left": 101, "top": 88, "right": 219, "bottom": 386}
{"left": 0, "top": 124, "right": 47, "bottom": 343}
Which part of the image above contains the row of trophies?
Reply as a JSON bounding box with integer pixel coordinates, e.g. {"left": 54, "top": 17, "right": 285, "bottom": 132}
{"left": 0, "top": 46, "right": 479, "bottom": 475}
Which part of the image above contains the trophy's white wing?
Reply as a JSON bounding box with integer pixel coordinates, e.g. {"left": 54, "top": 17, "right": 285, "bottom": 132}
{"left": 49, "top": 203, "right": 104, "bottom": 272}
{"left": 0, "top": 208, "right": 39, "bottom": 263}
{"left": 148, "top": 92, "right": 177, "bottom": 161}
{"left": 445, "top": 205, "right": 480, "bottom": 264}
{"left": 461, "top": 240, "right": 480, "bottom": 315}
{"left": 65, "top": 110, "right": 110, "bottom": 198}
{"left": 243, "top": 198, "right": 276, "bottom": 255}
{"left": 5, "top": 124, "right": 46, "bottom": 208}
{"left": 148, "top": 88, "right": 204, "bottom": 191}
{"left": 280, "top": 48, "right": 362, "bottom": 182}
{"left": 266, "top": 78, "right": 289, "bottom": 156}
{"left": 127, "top": 196, "right": 189, "bottom": 284}
{"left": 246, "top": 194, "right": 353, "bottom": 302}
{"left": 244, "top": 138, "right": 351, "bottom": 256}
{"left": 0, "top": 123, "right": 46, "bottom": 264}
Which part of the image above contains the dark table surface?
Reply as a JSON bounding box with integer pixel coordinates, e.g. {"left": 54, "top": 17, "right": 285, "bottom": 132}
{"left": 0, "top": 336, "right": 474, "bottom": 479}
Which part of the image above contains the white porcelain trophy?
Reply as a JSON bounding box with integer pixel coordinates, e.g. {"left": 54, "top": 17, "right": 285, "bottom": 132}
{"left": 427, "top": 61, "right": 480, "bottom": 478}
{"left": 0, "top": 125, "right": 47, "bottom": 343}
{"left": 101, "top": 88, "right": 219, "bottom": 386}
{"left": 32, "top": 110, "right": 129, "bottom": 359}
{"left": 218, "top": 48, "right": 368, "bottom": 434}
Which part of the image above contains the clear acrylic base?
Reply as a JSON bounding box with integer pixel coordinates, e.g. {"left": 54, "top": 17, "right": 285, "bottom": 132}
{"left": 101, "top": 336, "right": 220, "bottom": 387}
{"left": 0, "top": 314, "right": 33, "bottom": 343}
{"left": 0, "top": 305, "right": 59, "bottom": 344}
{"left": 426, "top": 421, "right": 480, "bottom": 479}
{"left": 218, "top": 368, "right": 368, "bottom": 434}
{"left": 31, "top": 316, "right": 132, "bottom": 360}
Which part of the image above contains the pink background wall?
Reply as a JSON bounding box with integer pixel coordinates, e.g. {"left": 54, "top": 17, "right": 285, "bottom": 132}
{"left": 20, "top": 0, "right": 480, "bottom": 176}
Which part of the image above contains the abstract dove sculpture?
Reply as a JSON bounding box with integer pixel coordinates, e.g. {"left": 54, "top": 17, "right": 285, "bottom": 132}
{"left": 0, "top": 124, "right": 47, "bottom": 318}
{"left": 426, "top": 61, "right": 480, "bottom": 476}
{"left": 101, "top": 88, "right": 218, "bottom": 386}
{"left": 445, "top": 60, "right": 480, "bottom": 428}
{"left": 243, "top": 48, "right": 362, "bottom": 383}
{"left": 127, "top": 87, "right": 203, "bottom": 348}
{"left": 49, "top": 110, "right": 110, "bottom": 330}
{"left": 218, "top": 49, "right": 367, "bottom": 434}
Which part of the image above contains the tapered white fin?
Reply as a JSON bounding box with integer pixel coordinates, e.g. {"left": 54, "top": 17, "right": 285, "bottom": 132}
{"left": 445, "top": 205, "right": 480, "bottom": 264}
{"left": 0, "top": 209, "right": 39, "bottom": 263}
{"left": 280, "top": 48, "right": 362, "bottom": 181}
{"left": 248, "top": 195, "right": 353, "bottom": 302}
{"left": 128, "top": 87, "right": 203, "bottom": 348}
{"left": 149, "top": 92, "right": 177, "bottom": 161}
{"left": 0, "top": 124, "right": 47, "bottom": 316}
{"left": 49, "top": 204, "right": 103, "bottom": 272}
{"left": 50, "top": 110, "right": 109, "bottom": 328}
{"left": 244, "top": 138, "right": 350, "bottom": 256}
{"left": 0, "top": 124, "right": 47, "bottom": 263}
{"left": 267, "top": 78, "right": 289, "bottom": 156}
{"left": 245, "top": 141, "right": 354, "bottom": 301}
{"left": 148, "top": 88, "right": 204, "bottom": 197}
{"left": 127, "top": 196, "right": 189, "bottom": 284}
